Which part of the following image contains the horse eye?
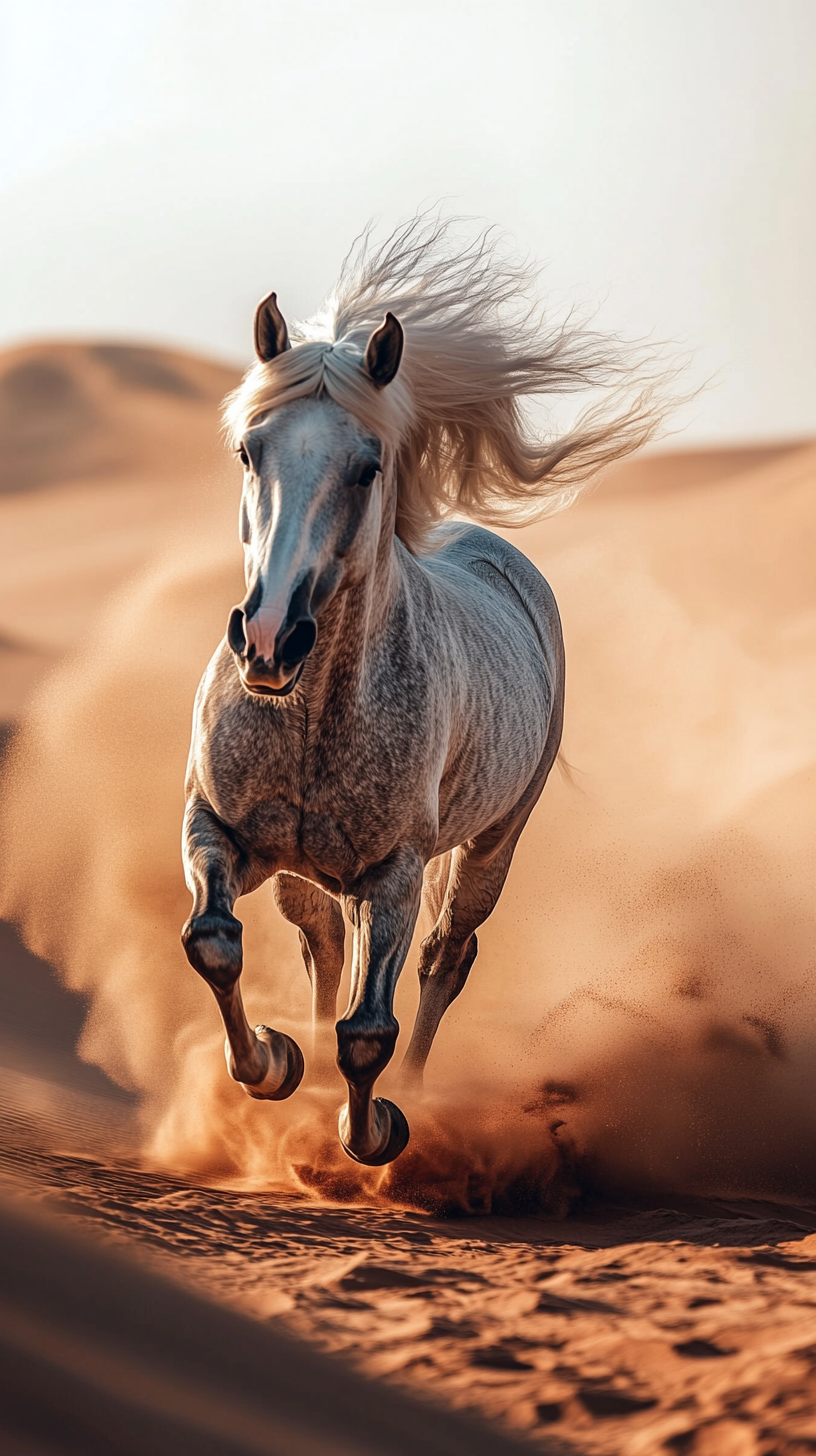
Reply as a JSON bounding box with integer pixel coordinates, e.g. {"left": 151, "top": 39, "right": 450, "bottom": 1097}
{"left": 238, "top": 445, "right": 250, "bottom": 468}
{"left": 356, "top": 463, "right": 380, "bottom": 488}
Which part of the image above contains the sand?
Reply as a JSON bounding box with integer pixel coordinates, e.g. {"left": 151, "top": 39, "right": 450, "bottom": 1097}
{"left": 5, "top": 1113, "right": 816, "bottom": 1453}
{"left": 0, "top": 1192, "right": 528, "bottom": 1456}
{"left": 1, "top": 339, "right": 815, "bottom": 1454}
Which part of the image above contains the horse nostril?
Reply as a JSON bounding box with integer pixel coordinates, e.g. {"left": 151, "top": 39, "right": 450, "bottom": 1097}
{"left": 281, "top": 618, "right": 317, "bottom": 665}
{"left": 227, "top": 606, "right": 247, "bottom": 655}
{"left": 243, "top": 579, "right": 263, "bottom": 621}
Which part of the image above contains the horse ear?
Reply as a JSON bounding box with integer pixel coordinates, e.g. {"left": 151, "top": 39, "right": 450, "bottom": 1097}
{"left": 363, "top": 312, "right": 404, "bottom": 389}
{"left": 254, "top": 291, "right": 290, "bottom": 362}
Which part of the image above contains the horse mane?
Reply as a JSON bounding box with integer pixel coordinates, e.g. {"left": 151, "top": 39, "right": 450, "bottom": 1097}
{"left": 224, "top": 213, "right": 674, "bottom": 553}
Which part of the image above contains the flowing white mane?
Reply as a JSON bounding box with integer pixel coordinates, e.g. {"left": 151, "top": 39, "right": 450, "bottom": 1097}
{"left": 224, "top": 214, "right": 670, "bottom": 553}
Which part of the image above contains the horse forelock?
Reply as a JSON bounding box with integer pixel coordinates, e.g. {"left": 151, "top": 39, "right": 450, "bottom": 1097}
{"left": 223, "top": 337, "right": 410, "bottom": 468}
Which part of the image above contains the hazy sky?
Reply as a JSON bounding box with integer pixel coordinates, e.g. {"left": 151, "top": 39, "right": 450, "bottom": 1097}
{"left": 1, "top": 0, "right": 814, "bottom": 442}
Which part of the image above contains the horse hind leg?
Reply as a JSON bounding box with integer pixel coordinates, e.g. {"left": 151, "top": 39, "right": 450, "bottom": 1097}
{"left": 181, "top": 802, "right": 304, "bottom": 1101}
{"left": 272, "top": 873, "right": 344, "bottom": 1070}
{"left": 400, "top": 832, "right": 519, "bottom": 1091}
{"left": 402, "top": 699, "right": 562, "bottom": 1092}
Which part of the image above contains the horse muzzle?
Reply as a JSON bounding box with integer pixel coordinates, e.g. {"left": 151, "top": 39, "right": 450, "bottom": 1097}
{"left": 227, "top": 602, "right": 317, "bottom": 698}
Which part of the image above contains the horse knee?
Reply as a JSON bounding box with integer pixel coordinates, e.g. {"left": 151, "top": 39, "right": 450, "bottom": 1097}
{"left": 272, "top": 875, "right": 306, "bottom": 925}
{"left": 418, "top": 931, "right": 478, "bottom": 1000}
{"left": 336, "top": 1013, "right": 398, "bottom": 1085}
{"left": 182, "top": 911, "right": 242, "bottom": 992}
{"left": 456, "top": 931, "right": 479, "bottom": 984}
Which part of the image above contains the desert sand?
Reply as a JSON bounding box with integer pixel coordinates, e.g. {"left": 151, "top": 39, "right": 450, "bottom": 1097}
{"left": 2, "top": 339, "right": 816, "bottom": 1455}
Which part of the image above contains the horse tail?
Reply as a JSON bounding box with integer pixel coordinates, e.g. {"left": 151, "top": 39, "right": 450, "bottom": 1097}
{"left": 556, "top": 749, "right": 581, "bottom": 790}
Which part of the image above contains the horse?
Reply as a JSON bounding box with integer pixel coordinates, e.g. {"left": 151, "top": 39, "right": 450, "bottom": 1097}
{"left": 181, "top": 216, "right": 663, "bottom": 1166}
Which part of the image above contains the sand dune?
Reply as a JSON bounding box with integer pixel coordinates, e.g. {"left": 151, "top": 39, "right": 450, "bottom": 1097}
{"left": 0, "top": 341, "right": 240, "bottom": 716}
{"left": 1, "top": 338, "right": 815, "bottom": 1453}
{"left": 0, "top": 339, "right": 240, "bottom": 496}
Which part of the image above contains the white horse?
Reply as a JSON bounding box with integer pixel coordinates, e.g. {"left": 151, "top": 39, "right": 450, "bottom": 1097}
{"left": 182, "top": 217, "right": 662, "bottom": 1166}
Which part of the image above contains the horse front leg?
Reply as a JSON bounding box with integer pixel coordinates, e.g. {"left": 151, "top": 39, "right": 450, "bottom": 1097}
{"left": 336, "top": 848, "right": 423, "bottom": 1166}
{"left": 181, "top": 800, "right": 304, "bottom": 1100}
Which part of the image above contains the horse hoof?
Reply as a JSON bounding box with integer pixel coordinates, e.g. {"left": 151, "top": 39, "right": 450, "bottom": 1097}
{"left": 230, "top": 1026, "right": 304, "bottom": 1101}
{"left": 339, "top": 1097, "right": 410, "bottom": 1167}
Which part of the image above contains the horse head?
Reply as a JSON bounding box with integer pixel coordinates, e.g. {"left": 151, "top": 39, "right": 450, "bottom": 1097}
{"left": 227, "top": 295, "right": 403, "bottom": 697}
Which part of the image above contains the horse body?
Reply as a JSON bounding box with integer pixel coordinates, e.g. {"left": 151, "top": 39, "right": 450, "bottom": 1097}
{"left": 188, "top": 524, "right": 560, "bottom": 878}
{"left": 181, "top": 218, "right": 663, "bottom": 1165}
{"left": 183, "top": 397, "right": 563, "bottom": 1164}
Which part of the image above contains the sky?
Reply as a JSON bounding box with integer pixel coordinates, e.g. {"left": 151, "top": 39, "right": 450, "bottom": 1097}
{"left": 1, "top": 0, "right": 814, "bottom": 443}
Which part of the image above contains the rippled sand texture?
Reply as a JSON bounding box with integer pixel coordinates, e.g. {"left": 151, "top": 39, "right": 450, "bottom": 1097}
{"left": 5, "top": 1129, "right": 816, "bottom": 1455}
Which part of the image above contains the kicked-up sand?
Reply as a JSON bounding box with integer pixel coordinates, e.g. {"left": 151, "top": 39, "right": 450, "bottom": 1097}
{"left": 1, "top": 339, "right": 815, "bottom": 1454}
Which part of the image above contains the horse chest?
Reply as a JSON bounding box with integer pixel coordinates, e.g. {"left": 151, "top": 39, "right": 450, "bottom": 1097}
{"left": 200, "top": 650, "right": 439, "bottom": 885}
{"left": 208, "top": 749, "right": 385, "bottom": 882}
{"left": 297, "top": 811, "right": 367, "bottom": 887}
{"left": 226, "top": 801, "right": 371, "bottom": 891}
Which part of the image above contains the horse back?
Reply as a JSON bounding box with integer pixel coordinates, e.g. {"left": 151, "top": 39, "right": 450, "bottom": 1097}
{"left": 428, "top": 524, "right": 564, "bottom": 696}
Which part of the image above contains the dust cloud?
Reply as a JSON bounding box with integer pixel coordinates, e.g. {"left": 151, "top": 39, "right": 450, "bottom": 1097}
{"left": 2, "top": 442, "right": 815, "bottom": 1213}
